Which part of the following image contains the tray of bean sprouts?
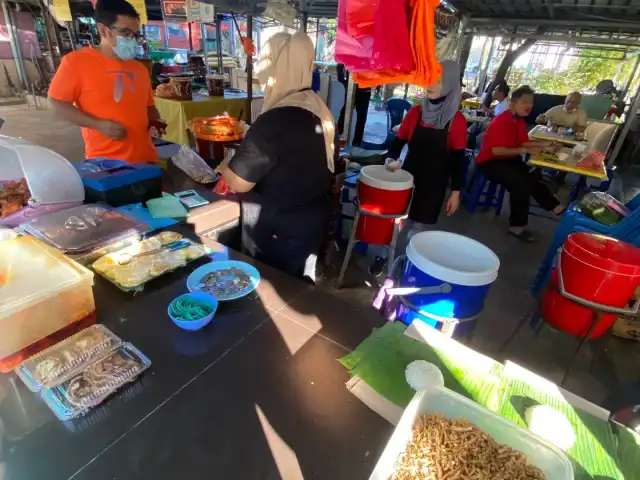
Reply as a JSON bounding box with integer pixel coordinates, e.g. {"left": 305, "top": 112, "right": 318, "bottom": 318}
{"left": 186, "top": 260, "right": 260, "bottom": 301}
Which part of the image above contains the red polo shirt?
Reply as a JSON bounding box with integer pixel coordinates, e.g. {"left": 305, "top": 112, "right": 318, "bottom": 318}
{"left": 397, "top": 106, "right": 467, "bottom": 150}
{"left": 475, "top": 110, "right": 529, "bottom": 163}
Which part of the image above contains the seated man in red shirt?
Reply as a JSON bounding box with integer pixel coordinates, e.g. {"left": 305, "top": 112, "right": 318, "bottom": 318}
{"left": 475, "top": 85, "right": 564, "bottom": 242}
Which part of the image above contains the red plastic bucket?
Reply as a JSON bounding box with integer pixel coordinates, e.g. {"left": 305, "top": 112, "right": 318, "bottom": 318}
{"left": 542, "top": 233, "right": 640, "bottom": 338}
{"left": 355, "top": 166, "right": 413, "bottom": 245}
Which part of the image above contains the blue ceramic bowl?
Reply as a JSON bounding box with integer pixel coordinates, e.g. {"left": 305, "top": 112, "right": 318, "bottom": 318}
{"left": 168, "top": 292, "right": 218, "bottom": 331}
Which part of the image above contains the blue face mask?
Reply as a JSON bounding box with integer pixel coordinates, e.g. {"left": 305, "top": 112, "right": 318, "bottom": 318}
{"left": 113, "top": 36, "right": 138, "bottom": 60}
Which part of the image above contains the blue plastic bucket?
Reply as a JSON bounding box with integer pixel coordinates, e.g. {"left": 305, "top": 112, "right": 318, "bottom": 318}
{"left": 397, "top": 231, "right": 500, "bottom": 337}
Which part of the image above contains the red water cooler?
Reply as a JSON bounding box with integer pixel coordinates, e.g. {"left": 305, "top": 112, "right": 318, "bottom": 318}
{"left": 542, "top": 233, "right": 640, "bottom": 338}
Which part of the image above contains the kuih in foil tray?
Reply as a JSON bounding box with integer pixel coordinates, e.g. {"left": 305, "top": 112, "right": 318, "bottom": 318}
{"left": 41, "top": 343, "right": 151, "bottom": 421}
{"left": 15, "top": 325, "right": 122, "bottom": 392}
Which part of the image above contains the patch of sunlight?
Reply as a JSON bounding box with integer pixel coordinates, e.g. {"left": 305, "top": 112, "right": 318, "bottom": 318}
{"left": 255, "top": 404, "right": 304, "bottom": 480}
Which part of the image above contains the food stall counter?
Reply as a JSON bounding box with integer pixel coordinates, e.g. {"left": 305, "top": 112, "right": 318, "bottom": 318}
{"left": 1, "top": 229, "right": 390, "bottom": 479}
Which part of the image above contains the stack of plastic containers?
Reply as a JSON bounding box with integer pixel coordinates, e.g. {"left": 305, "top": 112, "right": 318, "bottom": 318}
{"left": 20, "top": 204, "right": 149, "bottom": 265}
{"left": 15, "top": 325, "right": 151, "bottom": 420}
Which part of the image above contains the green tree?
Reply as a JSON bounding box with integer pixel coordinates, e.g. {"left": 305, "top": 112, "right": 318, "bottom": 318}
{"left": 526, "top": 48, "right": 637, "bottom": 96}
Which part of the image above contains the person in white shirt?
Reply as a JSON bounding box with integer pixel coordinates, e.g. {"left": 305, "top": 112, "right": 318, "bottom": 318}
{"left": 491, "top": 83, "right": 510, "bottom": 117}
{"left": 536, "top": 91, "right": 588, "bottom": 132}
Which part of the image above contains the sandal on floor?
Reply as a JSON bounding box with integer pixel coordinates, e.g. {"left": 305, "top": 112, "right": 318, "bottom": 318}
{"left": 508, "top": 229, "right": 536, "bottom": 243}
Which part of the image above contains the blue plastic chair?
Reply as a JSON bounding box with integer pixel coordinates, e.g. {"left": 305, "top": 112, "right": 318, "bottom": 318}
{"left": 532, "top": 193, "right": 640, "bottom": 295}
{"left": 463, "top": 171, "right": 506, "bottom": 215}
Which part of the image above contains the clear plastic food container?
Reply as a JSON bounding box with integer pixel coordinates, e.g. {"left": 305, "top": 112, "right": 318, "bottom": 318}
{"left": 41, "top": 343, "right": 151, "bottom": 421}
{"left": 15, "top": 325, "right": 122, "bottom": 392}
{"left": 0, "top": 236, "right": 95, "bottom": 359}
{"left": 91, "top": 232, "right": 211, "bottom": 292}
{"left": 20, "top": 204, "right": 148, "bottom": 256}
{"left": 369, "top": 387, "right": 573, "bottom": 480}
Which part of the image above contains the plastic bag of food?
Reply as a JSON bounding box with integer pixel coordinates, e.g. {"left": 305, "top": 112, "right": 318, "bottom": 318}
{"left": 171, "top": 146, "right": 217, "bottom": 184}
{"left": 579, "top": 192, "right": 629, "bottom": 226}
{"left": 577, "top": 150, "right": 606, "bottom": 169}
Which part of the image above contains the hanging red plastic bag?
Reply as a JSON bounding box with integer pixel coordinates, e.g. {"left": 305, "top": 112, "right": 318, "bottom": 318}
{"left": 371, "top": 0, "right": 414, "bottom": 71}
{"left": 354, "top": 0, "right": 441, "bottom": 87}
{"left": 345, "top": 0, "right": 378, "bottom": 39}
{"left": 335, "top": 0, "right": 374, "bottom": 71}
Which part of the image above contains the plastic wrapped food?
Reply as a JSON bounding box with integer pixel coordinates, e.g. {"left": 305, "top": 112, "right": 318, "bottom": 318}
{"left": 169, "top": 77, "right": 193, "bottom": 100}
{"left": 171, "top": 146, "right": 217, "bottom": 184}
{"left": 15, "top": 325, "right": 121, "bottom": 392}
{"left": 579, "top": 192, "right": 629, "bottom": 226}
{"left": 188, "top": 115, "right": 244, "bottom": 142}
{"left": 577, "top": 151, "right": 606, "bottom": 169}
{"left": 155, "top": 231, "right": 183, "bottom": 245}
{"left": 92, "top": 232, "right": 211, "bottom": 291}
{"left": 41, "top": 343, "right": 151, "bottom": 420}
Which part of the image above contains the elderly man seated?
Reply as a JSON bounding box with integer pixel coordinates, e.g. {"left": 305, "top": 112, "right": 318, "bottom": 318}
{"left": 536, "top": 91, "right": 588, "bottom": 132}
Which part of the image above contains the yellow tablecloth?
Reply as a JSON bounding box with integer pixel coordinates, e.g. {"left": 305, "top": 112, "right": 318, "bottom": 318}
{"left": 155, "top": 93, "right": 256, "bottom": 145}
{"left": 529, "top": 154, "right": 608, "bottom": 180}
{"left": 461, "top": 97, "right": 482, "bottom": 108}
{"left": 461, "top": 98, "right": 497, "bottom": 109}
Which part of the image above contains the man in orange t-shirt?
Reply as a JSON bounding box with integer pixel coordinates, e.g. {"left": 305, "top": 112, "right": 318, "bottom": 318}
{"left": 48, "top": 0, "right": 164, "bottom": 163}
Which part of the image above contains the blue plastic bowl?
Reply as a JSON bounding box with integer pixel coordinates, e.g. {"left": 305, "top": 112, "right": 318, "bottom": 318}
{"left": 168, "top": 292, "right": 218, "bottom": 331}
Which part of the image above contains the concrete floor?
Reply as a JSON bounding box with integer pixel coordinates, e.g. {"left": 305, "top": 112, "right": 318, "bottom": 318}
{"left": 2, "top": 103, "right": 640, "bottom": 410}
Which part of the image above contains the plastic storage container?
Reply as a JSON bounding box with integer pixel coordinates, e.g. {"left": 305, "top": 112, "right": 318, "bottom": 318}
{"left": 0, "top": 135, "right": 84, "bottom": 226}
{"left": 73, "top": 160, "right": 162, "bottom": 207}
{"left": 41, "top": 343, "right": 151, "bottom": 421}
{"left": 369, "top": 387, "right": 573, "bottom": 480}
{"left": 15, "top": 324, "right": 122, "bottom": 392}
{"left": 0, "top": 236, "right": 95, "bottom": 359}
{"left": 20, "top": 204, "right": 148, "bottom": 264}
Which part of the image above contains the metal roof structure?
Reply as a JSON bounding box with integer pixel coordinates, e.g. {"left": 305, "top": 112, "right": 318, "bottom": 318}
{"left": 298, "top": 0, "right": 640, "bottom": 41}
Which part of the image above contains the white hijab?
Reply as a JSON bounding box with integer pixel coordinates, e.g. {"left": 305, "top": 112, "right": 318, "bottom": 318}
{"left": 255, "top": 32, "right": 336, "bottom": 173}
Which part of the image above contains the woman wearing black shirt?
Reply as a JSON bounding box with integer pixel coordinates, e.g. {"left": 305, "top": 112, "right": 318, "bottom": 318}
{"left": 216, "top": 32, "right": 338, "bottom": 282}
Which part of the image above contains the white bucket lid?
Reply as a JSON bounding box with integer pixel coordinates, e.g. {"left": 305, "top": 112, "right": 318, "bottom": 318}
{"left": 359, "top": 165, "right": 413, "bottom": 191}
{"left": 406, "top": 231, "right": 500, "bottom": 286}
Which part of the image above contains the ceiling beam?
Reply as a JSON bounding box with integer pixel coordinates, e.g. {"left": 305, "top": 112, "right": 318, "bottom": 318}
{"left": 545, "top": 0, "right": 555, "bottom": 19}
{"left": 468, "top": 31, "right": 640, "bottom": 46}
{"left": 469, "top": 16, "right": 640, "bottom": 30}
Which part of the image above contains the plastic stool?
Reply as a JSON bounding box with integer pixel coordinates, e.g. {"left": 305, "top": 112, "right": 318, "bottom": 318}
{"left": 464, "top": 172, "right": 506, "bottom": 215}
{"left": 336, "top": 196, "right": 411, "bottom": 289}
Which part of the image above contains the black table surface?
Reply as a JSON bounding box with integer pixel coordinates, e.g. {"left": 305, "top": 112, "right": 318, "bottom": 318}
{"left": 1, "top": 224, "right": 391, "bottom": 479}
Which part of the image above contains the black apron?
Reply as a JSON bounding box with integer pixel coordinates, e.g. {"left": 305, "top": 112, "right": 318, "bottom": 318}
{"left": 401, "top": 116, "right": 451, "bottom": 224}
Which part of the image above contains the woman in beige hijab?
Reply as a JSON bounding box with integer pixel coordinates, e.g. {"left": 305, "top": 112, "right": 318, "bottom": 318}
{"left": 216, "top": 32, "right": 338, "bottom": 282}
